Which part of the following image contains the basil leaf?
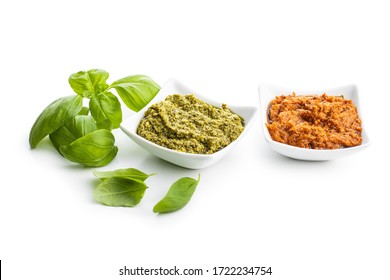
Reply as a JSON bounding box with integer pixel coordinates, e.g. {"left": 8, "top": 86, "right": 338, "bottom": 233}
{"left": 93, "top": 168, "right": 155, "bottom": 181}
{"left": 93, "top": 177, "right": 147, "bottom": 207}
{"left": 153, "top": 175, "right": 200, "bottom": 213}
{"left": 109, "top": 75, "right": 160, "bottom": 112}
{"left": 78, "top": 106, "right": 90, "bottom": 116}
{"left": 89, "top": 92, "right": 122, "bottom": 130}
{"left": 49, "top": 115, "right": 97, "bottom": 151}
{"left": 59, "top": 129, "right": 118, "bottom": 167}
{"left": 69, "top": 69, "right": 109, "bottom": 98}
{"left": 29, "top": 95, "right": 83, "bottom": 148}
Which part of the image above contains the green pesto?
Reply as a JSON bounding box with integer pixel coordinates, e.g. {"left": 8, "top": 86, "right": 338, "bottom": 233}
{"left": 137, "top": 94, "right": 244, "bottom": 154}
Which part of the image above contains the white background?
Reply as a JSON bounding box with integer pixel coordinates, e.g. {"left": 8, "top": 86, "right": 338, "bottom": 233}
{"left": 1, "top": 0, "right": 389, "bottom": 279}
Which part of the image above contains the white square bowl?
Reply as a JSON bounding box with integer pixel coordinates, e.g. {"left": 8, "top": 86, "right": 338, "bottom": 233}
{"left": 120, "top": 78, "right": 258, "bottom": 169}
{"left": 258, "top": 84, "right": 371, "bottom": 161}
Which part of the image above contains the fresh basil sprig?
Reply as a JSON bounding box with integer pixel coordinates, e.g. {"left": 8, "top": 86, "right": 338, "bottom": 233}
{"left": 153, "top": 175, "right": 200, "bottom": 214}
{"left": 29, "top": 69, "right": 160, "bottom": 167}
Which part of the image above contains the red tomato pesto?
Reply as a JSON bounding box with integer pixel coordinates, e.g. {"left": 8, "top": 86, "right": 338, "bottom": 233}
{"left": 266, "top": 93, "right": 363, "bottom": 149}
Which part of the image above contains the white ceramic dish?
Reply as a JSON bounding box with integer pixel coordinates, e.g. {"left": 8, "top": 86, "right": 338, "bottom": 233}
{"left": 120, "top": 78, "right": 257, "bottom": 169}
{"left": 258, "top": 84, "right": 370, "bottom": 161}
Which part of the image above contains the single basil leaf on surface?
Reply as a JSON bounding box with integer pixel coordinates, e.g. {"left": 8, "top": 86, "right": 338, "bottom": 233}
{"left": 109, "top": 75, "right": 160, "bottom": 112}
{"left": 49, "top": 115, "right": 97, "bottom": 151}
{"left": 153, "top": 175, "right": 200, "bottom": 214}
{"left": 29, "top": 95, "right": 83, "bottom": 149}
{"left": 59, "top": 129, "right": 118, "bottom": 167}
{"left": 94, "top": 177, "right": 148, "bottom": 207}
{"left": 69, "top": 69, "right": 109, "bottom": 98}
{"left": 93, "top": 168, "right": 155, "bottom": 181}
{"left": 89, "top": 92, "right": 122, "bottom": 130}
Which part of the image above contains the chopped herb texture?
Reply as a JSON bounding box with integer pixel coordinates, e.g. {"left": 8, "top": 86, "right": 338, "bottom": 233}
{"left": 137, "top": 94, "right": 244, "bottom": 154}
